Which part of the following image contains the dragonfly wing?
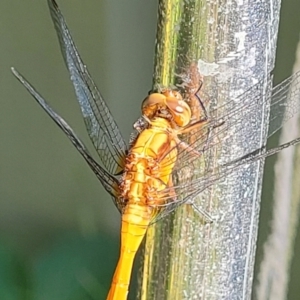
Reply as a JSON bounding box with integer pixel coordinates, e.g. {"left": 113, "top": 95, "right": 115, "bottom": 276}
{"left": 169, "top": 71, "right": 300, "bottom": 173}
{"left": 153, "top": 71, "right": 300, "bottom": 221}
{"left": 153, "top": 134, "right": 300, "bottom": 223}
{"left": 12, "top": 68, "right": 124, "bottom": 213}
{"left": 171, "top": 77, "right": 268, "bottom": 172}
{"left": 268, "top": 71, "right": 300, "bottom": 136}
{"left": 47, "top": 0, "right": 127, "bottom": 175}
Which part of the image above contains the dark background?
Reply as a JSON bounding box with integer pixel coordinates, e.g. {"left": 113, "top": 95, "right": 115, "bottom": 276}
{"left": 0, "top": 0, "right": 299, "bottom": 299}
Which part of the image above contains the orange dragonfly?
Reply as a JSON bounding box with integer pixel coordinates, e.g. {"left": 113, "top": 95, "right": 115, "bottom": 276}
{"left": 12, "top": 0, "right": 300, "bottom": 299}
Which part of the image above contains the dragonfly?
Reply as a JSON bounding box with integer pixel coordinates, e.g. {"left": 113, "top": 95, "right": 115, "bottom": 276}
{"left": 12, "top": 0, "right": 300, "bottom": 299}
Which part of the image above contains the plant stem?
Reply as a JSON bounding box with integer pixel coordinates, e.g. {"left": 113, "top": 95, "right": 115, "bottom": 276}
{"left": 138, "top": 0, "right": 282, "bottom": 299}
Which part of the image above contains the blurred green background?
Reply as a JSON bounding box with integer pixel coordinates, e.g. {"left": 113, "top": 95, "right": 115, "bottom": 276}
{"left": 0, "top": 0, "right": 299, "bottom": 299}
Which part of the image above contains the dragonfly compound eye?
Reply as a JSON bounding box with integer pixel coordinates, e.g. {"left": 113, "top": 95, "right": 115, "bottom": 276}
{"left": 141, "top": 93, "right": 167, "bottom": 119}
{"left": 142, "top": 91, "right": 191, "bottom": 127}
{"left": 165, "top": 96, "right": 191, "bottom": 127}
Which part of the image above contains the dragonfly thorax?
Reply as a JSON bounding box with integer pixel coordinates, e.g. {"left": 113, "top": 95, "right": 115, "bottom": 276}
{"left": 142, "top": 89, "right": 191, "bottom": 127}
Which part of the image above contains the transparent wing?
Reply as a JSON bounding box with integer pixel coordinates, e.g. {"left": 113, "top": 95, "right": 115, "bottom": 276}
{"left": 12, "top": 68, "right": 125, "bottom": 213}
{"left": 163, "top": 71, "right": 300, "bottom": 173}
{"left": 153, "top": 135, "right": 300, "bottom": 223}
{"left": 152, "top": 71, "right": 300, "bottom": 222}
{"left": 47, "top": 0, "right": 127, "bottom": 175}
{"left": 268, "top": 72, "right": 300, "bottom": 136}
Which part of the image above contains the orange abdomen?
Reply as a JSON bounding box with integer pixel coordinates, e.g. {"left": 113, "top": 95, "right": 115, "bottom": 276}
{"left": 107, "top": 118, "right": 178, "bottom": 300}
{"left": 107, "top": 204, "right": 152, "bottom": 300}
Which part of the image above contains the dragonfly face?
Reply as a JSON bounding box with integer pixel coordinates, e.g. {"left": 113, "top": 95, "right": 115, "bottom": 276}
{"left": 11, "top": 0, "right": 300, "bottom": 299}
{"left": 142, "top": 89, "right": 192, "bottom": 127}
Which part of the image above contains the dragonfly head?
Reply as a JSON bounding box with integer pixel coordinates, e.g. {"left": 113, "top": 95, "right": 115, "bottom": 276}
{"left": 142, "top": 89, "right": 191, "bottom": 127}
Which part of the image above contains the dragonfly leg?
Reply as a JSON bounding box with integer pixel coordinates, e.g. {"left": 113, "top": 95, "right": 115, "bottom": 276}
{"left": 194, "top": 79, "right": 208, "bottom": 120}
{"left": 199, "top": 119, "right": 225, "bottom": 154}
{"left": 166, "top": 176, "right": 177, "bottom": 201}
{"left": 172, "top": 118, "right": 208, "bottom": 158}
{"left": 175, "top": 137, "right": 203, "bottom": 157}
{"left": 178, "top": 118, "right": 207, "bottom": 135}
{"left": 188, "top": 201, "right": 214, "bottom": 223}
{"left": 146, "top": 177, "right": 176, "bottom": 207}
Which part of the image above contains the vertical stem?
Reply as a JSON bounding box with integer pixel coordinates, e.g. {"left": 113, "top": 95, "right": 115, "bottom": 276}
{"left": 138, "top": 0, "right": 282, "bottom": 299}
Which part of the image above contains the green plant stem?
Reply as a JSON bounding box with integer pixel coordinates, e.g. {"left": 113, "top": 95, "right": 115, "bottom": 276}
{"left": 138, "top": 0, "right": 282, "bottom": 299}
